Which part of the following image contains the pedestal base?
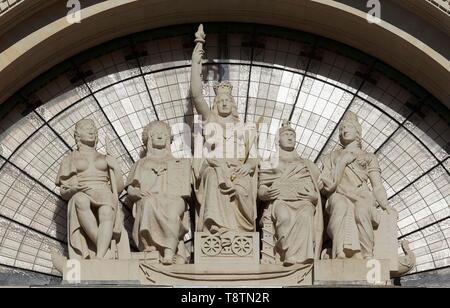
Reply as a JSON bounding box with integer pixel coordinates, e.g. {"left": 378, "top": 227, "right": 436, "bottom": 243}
{"left": 313, "top": 259, "right": 391, "bottom": 286}
{"left": 62, "top": 260, "right": 313, "bottom": 286}
{"left": 60, "top": 257, "right": 391, "bottom": 286}
{"left": 194, "top": 232, "right": 260, "bottom": 266}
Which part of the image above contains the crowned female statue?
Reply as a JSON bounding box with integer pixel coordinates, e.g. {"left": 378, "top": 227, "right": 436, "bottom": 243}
{"left": 190, "top": 25, "right": 258, "bottom": 234}
{"left": 55, "top": 119, "right": 130, "bottom": 260}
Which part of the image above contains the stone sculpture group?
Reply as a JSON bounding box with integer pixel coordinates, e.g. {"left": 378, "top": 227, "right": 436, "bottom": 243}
{"left": 54, "top": 25, "right": 415, "bottom": 285}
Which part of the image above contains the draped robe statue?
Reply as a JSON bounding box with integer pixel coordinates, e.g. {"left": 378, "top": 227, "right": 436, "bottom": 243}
{"left": 55, "top": 119, "right": 130, "bottom": 260}
{"left": 259, "top": 121, "right": 323, "bottom": 265}
{"left": 190, "top": 25, "right": 258, "bottom": 234}
{"left": 320, "top": 112, "right": 396, "bottom": 259}
{"left": 126, "top": 121, "right": 191, "bottom": 265}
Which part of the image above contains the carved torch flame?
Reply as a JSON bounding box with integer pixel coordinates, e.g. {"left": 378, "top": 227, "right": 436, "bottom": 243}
{"left": 195, "top": 24, "right": 206, "bottom": 45}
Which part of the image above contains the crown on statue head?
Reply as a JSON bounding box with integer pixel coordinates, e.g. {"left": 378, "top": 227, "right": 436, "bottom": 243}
{"left": 279, "top": 119, "right": 295, "bottom": 134}
{"left": 213, "top": 81, "right": 233, "bottom": 96}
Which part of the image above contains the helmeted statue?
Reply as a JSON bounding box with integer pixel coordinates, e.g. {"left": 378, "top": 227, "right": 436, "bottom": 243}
{"left": 259, "top": 121, "right": 323, "bottom": 265}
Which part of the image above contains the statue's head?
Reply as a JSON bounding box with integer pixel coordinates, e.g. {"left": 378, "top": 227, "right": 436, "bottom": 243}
{"left": 278, "top": 120, "right": 296, "bottom": 151}
{"left": 212, "top": 81, "right": 239, "bottom": 120}
{"left": 74, "top": 119, "right": 98, "bottom": 149}
{"left": 339, "top": 112, "right": 362, "bottom": 147}
{"left": 141, "top": 121, "right": 173, "bottom": 156}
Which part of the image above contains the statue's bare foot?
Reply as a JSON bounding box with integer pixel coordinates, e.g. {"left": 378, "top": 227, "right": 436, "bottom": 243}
{"left": 210, "top": 225, "right": 220, "bottom": 234}
{"left": 283, "top": 257, "right": 296, "bottom": 266}
{"left": 175, "top": 255, "right": 187, "bottom": 265}
{"left": 161, "top": 248, "right": 174, "bottom": 265}
{"left": 161, "top": 257, "right": 174, "bottom": 265}
{"left": 209, "top": 225, "right": 229, "bottom": 236}
{"left": 337, "top": 252, "right": 347, "bottom": 259}
{"left": 144, "top": 246, "right": 157, "bottom": 252}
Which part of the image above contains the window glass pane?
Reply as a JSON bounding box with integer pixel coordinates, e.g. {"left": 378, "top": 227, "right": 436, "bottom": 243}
{"left": 308, "top": 45, "right": 366, "bottom": 93}
{"left": 392, "top": 166, "right": 450, "bottom": 236}
{"left": 94, "top": 77, "right": 158, "bottom": 160}
{"left": 401, "top": 217, "right": 450, "bottom": 274}
{"left": 358, "top": 70, "right": 415, "bottom": 122}
{"left": 9, "top": 126, "right": 70, "bottom": 193}
{"left": 293, "top": 77, "right": 353, "bottom": 161}
{"left": 405, "top": 104, "right": 450, "bottom": 161}
{"left": 137, "top": 35, "right": 192, "bottom": 73}
{"left": 32, "top": 68, "right": 90, "bottom": 121}
{"left": 377, "top": 128, "right": 438, "bottom": 197}
{"left": 0, "top": 217, "right": 66, "bottom": 276}
{"left": 0, "top": 106, "right": 44, "bottom": 159}
{"left": 75, "top": 45, "right": 140, "bottom": 92}
{"left": 0, "top": 163, "right": 66, "bottom": 242}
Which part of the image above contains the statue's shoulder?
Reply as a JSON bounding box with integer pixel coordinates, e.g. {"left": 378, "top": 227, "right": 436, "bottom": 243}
{"left": 319, "top": 150, "right": 335, "bottom": 162}
{"left": 301, "top": 158, "right": 319, "bottom": 174}
{"left": 62, "top": 150, "right": 76, "bottom": 161}
{"left": 364, "top": 151, "right": 380, "bottom": 166}
{"left": 366, "top": 151, "right": 378, "bottom": 160}
{"left": 301, "top": 158, "right": 316, "bottom": 167}
{"left": 329, "top": 148, "right": 346, "bottom": 159}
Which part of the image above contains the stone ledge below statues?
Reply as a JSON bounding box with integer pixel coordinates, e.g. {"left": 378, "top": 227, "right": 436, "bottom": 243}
{"left": 61, "top": 258, "right": 393, "bottom": 286}
{"left": 62, "top": 260, "right": 312, "bottom": 286}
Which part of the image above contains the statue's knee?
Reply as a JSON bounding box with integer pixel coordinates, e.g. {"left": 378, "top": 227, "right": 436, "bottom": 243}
{"left": 234, "top": 186, "right": 246, "bottom": 197}
{"left": 329, "top": 194, "right": 348, "bottom": 212}
{"left": 274, "top": 203, "right": 289, "bottom": 223}
{"left": 206, "top": 169, "right": 218, "bottom": 183}
{"left": 99, "top": 206, "right": 114, "bottom": 222}
{"left": 73, "top": 194, "right": 90, "bottom": 211}
{"left": 355, "top": 205, "right": 371, "bottom": 222}
{"left": 170, "top": 202, "right": 186, "bottom": 221}
{"left": 304, "top": 204, "right": 315, "bottom": 217}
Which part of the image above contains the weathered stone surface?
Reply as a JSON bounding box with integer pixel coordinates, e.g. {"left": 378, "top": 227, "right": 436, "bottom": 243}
{"left": 194, "top": 232, "right": 259, "bottom": 267}
{"left": 313, "top": 259, "right": 391, "bottom": 286}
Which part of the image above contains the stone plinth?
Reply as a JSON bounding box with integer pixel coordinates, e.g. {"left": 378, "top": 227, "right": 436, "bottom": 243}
{"left": 194, "top": 232, "right": 259, "bottom": 267}
{"left": 313, "top": 259, "right": 391, "bottom": 286}
{"left": 374, "top": 212, "right": 398, "bottom": 272}
{"left": 62, "top": 259, "right": 313, "bottom": 286}
{"left": 62, "top": 259, "right": 141, "bottom": 284}
{"left": 130, "top": 251, "right": 160, "bottom": 263}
